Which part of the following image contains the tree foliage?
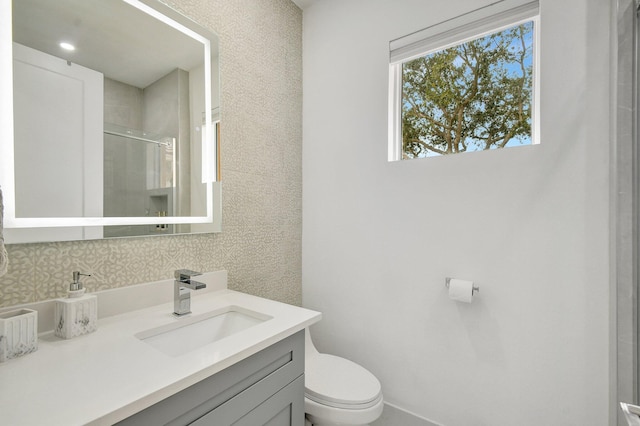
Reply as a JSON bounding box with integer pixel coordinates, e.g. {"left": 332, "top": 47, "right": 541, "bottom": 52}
{"left": 402, "top": 22, "right": 533, "bottom": 158}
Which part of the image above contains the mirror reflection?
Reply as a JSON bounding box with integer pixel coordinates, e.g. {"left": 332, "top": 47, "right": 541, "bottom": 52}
{"left": 5, "top": 0, "right": 220, "bottom": 243}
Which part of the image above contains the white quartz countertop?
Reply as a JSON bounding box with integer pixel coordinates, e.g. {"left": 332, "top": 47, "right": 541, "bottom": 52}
{"left": 0, "top": 288, "right": 321, "bottom": 425}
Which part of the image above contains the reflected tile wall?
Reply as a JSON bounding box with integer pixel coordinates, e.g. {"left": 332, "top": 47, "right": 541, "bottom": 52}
{"left": 0, "top": 0, "right": 303, "bottom": 308}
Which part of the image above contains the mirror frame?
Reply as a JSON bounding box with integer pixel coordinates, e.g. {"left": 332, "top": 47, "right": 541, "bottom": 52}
{"left": 0, "top": 0, "right": 220, "bottom": 233}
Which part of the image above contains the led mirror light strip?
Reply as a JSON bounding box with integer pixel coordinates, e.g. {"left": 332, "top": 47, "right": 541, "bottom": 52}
{"left": 1, "top": 0, "right": 217, "bottom": 228}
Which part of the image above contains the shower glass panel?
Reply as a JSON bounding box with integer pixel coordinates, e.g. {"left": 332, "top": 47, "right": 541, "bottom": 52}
{"left": 614, "top": 0, "right": 639, "bottom": 421}
{"left": 635, "top": 0, "right": 640, "bottom": 410}
{"left": 103, "top": 124, "right": 176, "bottom": 237}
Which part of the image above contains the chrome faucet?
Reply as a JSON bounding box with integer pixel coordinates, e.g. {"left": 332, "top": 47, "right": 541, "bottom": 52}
{"left": 173, "top": 269, "right": 206, "bottom": 316}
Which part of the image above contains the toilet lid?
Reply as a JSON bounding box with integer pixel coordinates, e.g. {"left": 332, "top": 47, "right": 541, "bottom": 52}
{"left": 305, "top": 353, "right": 382, "bottom": 409}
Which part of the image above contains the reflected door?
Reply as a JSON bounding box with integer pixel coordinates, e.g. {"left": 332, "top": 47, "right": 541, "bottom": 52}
{"left": 10, "top": 43, "right": 103, "bottom": 242}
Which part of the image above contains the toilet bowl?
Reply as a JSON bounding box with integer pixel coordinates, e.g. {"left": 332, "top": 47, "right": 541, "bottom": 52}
{"left": 304, "top": 329, "right": 384, "bottom": 426}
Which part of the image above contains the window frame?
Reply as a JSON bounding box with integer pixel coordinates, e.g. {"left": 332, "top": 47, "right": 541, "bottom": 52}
{"left": 388, "top": 0, "right": 540, "bottom": 161}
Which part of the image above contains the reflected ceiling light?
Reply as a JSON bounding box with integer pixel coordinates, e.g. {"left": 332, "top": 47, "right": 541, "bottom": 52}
{"left": 59, "top": 42, "right": 75, "bottom": 51}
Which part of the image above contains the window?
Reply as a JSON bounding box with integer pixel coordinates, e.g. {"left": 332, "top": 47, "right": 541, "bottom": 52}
{"left": 388, "top": 0, "right": 540, "bottom": 160}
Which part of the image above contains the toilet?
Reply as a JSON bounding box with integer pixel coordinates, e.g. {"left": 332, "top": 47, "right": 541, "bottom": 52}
{"left": 304, "top": 329, "right": 384, "bottom": 426}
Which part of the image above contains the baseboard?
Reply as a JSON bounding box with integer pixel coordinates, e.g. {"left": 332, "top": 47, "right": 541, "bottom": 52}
{"left": 371, "top": 402, "right": 443, "bottom": 426}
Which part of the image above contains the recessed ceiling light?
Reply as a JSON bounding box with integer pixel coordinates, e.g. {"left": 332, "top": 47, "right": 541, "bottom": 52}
{"left": 59, "top": 42, "right": 75, "bottom": 51}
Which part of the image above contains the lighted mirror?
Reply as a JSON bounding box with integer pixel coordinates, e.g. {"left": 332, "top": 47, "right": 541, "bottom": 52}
{"left": 0, "top": 0, "right": 221, "bottom": 244}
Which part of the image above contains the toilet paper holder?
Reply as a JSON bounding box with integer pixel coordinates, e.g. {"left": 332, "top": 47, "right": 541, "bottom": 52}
{"left": 445, "top": 277, "right": 480, "bottom": 295}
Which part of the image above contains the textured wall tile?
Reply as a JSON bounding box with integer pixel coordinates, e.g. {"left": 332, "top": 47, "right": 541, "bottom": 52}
{"left": 0, "top": 0, "right": 302, "bottom": 308}
{"left": 0, "top": 245, "right": 37, "bottom": 306}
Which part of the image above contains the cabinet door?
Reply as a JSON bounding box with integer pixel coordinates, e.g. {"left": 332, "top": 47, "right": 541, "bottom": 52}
{"left": 191, "top": 375, "right": 305, "bottom": 426}
{"left": 117, "top": 331, "right": 304, "bottom": 426}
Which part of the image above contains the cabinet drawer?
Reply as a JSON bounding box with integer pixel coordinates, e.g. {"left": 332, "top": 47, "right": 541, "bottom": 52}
{"left": 192, "top": 374, "right": 305, "bottom": 426}
{"left": 117, "top": 330, "right": 304, "bottom": 426}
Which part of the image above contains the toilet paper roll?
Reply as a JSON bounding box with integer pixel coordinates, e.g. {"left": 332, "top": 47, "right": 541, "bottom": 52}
{"left": 448, "top": 279, "right": 474, "bottom": 303}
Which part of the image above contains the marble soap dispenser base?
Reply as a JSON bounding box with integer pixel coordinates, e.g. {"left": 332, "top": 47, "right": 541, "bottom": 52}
{"left": 54, "top": 272, "right": 98, "bottom": 339}
{"left": 55, "top": 291, "right": 98, "bottom": 339}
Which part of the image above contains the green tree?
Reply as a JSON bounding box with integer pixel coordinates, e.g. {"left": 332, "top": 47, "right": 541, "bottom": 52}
{"left": 402, "top": 22, "right": 533, "bottom": 158}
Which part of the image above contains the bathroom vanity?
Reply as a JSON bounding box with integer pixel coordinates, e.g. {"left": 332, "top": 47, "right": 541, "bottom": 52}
{"left": 0, "top": 271, "right": 320, "bottom": 425}
{"left": 118, "top": 331, "right": 304, "bottom": 425}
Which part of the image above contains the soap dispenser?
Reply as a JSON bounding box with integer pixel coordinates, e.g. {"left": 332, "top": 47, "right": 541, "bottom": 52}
{"left": 54, "top": 271, "right": 98, "bottom": 339}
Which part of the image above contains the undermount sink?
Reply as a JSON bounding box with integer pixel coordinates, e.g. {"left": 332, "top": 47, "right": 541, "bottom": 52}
{"left": 136, "top": 306, "right": 272, "bottom": 357}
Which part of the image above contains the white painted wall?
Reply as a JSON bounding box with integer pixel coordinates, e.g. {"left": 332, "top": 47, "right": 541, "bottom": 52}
{"left": 301, "top": 0, "right": 611, "bottom": 425}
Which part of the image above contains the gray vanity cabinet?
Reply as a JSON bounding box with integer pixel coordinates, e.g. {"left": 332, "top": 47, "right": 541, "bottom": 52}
{"left": 117, "top": 330, "right": 305, "bottom": 426}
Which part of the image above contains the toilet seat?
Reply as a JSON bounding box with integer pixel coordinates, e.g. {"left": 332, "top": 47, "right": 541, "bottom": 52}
{"left": 305, "top": 353, "right": 382, "bottom": 410}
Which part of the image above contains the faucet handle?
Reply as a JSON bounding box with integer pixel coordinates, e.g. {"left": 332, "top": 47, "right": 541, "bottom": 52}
{"left": 174, "top": 269, "right": 202, "bottom": 281}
